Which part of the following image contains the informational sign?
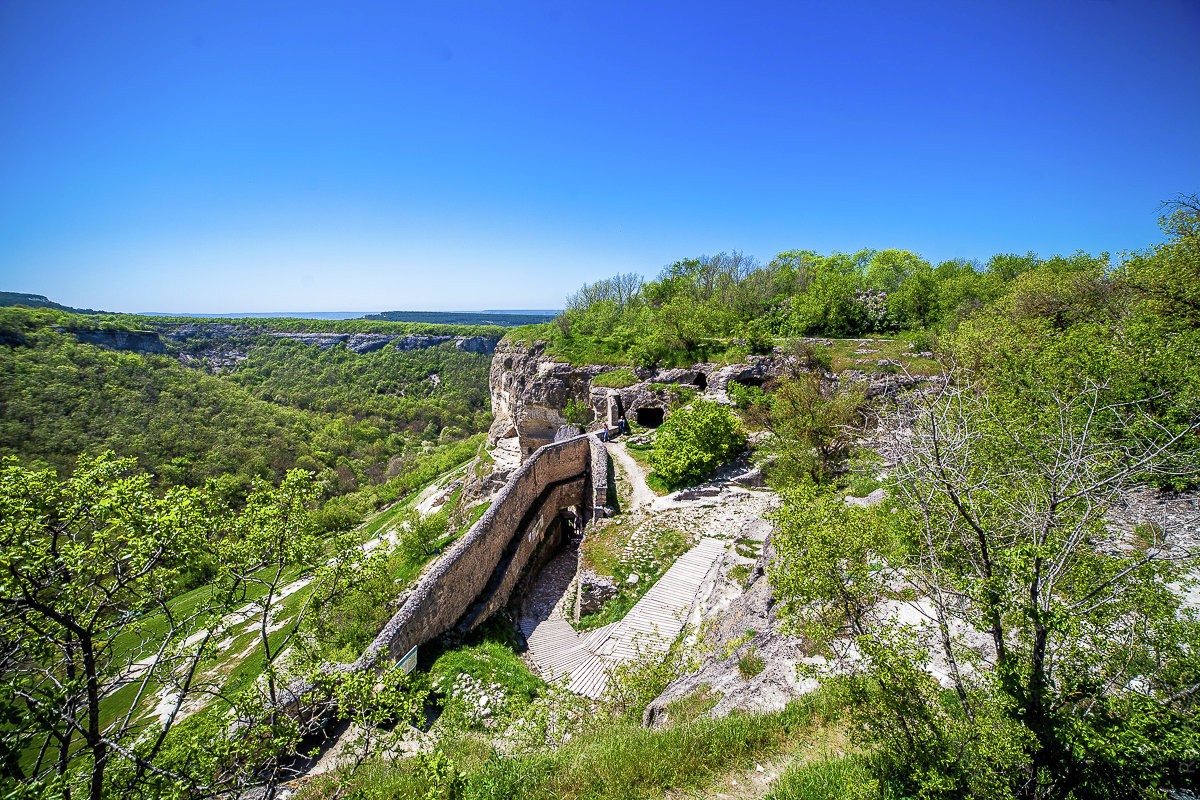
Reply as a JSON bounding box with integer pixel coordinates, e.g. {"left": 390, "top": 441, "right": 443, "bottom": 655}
{"left": 398, "top": 645, "right": 418, "bottom": 675}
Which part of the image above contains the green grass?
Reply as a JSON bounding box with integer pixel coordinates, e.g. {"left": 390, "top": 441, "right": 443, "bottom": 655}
{"left": 662, "top": 683, "right": 720, "bottom": 723}
{"left": 820, "top": 336, "right": 942, "bottom": 376}
{"left": 431, "top": 640, "right": 546, "bottom": 704}
{"left": 357, "top": 494, "right": 417, "bottom": 541}
{"left": 592, "top": 367, "right": 640, "bottom": 388}
{"left": 577, "top": 526, "right": 690, "bottom": 631}
{"left": 303, "top": 680, "right": 855, "bottom": 800}
{"left": 735, "top": 536, "right": 763, "bottom": 559}
{"left": 505, "top": 322, "right": 556, "bottom": 346}
{"left": 768, "top": 754, "right": 881, "bottom": 800}
{"left": 738, "top": 646, "right": 765, "bottom": 679}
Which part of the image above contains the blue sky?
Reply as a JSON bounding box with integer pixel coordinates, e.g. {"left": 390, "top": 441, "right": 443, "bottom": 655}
{"left": 1, "top": 1, "right": 1197, "bottom": 313}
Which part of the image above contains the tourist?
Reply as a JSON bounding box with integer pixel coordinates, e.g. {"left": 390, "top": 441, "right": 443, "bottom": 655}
{"left": 602, "top": 423, "right": 609, "bottom": 442}
{"left": 619, "top": 415, "right": 629, "bottom": 436}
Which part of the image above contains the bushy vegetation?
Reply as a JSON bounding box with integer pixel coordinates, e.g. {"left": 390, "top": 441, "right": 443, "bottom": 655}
{"left": 647, "top": 400, "right": 747, "bottom": 487}
{"left": 300, "top": 678, "right": 854, "bottom": 800}
{"left": 540, "top": 245, "right": 1125, "bottom": 368}
{"left": 762, "top": 196, "right": 1200, "bottom": 799}
{"left": 590, "top": 367, "right": 639, "bottom": 388}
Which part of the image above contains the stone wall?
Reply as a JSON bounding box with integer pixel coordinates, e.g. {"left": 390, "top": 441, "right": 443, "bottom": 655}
{"left": 279, "top": 432, "right": 608, "bottom": 716}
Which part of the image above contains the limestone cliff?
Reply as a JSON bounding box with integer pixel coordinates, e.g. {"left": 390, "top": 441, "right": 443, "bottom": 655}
{"left": 487, "top": 340, "right": 610, "bottom": 458}
{"left": 66, "top": 328, "right": 168, "bottom": 355}
{"left": 486, "top": 339, "right": 791, "bottom": 459}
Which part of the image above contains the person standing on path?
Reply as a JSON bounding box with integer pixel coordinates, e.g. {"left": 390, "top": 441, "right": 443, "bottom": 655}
{"left": 619, "top": 415, "right": 629, "bottom": 436}
{"left": 602, "top": 423, "right": 609, "bottom": 442}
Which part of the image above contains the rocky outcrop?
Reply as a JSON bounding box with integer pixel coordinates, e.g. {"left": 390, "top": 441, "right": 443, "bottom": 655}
{"left": 487, "top": 341, "right": 612, "bottom": 457}
{"left": 835, "top": 369, "right": 948, "bottom": 400}
{"left": 578, "top": 568, "right": 618, "bottom": 615}
{"left": 644, "top": 524, "right": 818, "bottom": 726}
{"left": 160, "top": 324, "right": 499, "bottom": 370}
{"left": 267, "top": 332, "right": 499, "bottom": 354}
{"left": 68, "top": 328, "right": 167, "bottom": 355}
{"left": 487, "top": 340, "right": 793, "bottom": 459}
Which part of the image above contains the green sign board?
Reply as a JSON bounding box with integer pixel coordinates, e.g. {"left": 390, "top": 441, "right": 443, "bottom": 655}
{"left": 398, "top": 645, "right": 418, "bottom": 675}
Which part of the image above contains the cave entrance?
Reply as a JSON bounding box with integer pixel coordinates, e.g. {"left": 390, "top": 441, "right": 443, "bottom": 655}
{"left": 636, "top": 407, "right": 665, "bottom": 428}
{"left": 693, "top": 373, "right": 708, "bottom": 390}
{"left": 733, "top": 376, "right": 766, "bottom": 389}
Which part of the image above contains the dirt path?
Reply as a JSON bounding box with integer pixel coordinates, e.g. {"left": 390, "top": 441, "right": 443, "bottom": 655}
{"left": 606, "top": 441, "right": 656, "bottom": 511}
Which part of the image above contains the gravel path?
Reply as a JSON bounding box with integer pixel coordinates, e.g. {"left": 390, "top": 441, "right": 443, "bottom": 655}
{"left": 607, "top": 441, "right": 657, "bottom": 511}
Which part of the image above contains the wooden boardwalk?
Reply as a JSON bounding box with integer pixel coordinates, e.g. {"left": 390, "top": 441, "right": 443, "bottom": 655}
{"left": 520, "top": 537, "right": 726, "bottom": 700}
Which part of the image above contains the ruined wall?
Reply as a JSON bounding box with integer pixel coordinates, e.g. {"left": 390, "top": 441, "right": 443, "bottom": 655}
{"left": 280, "top": 432, "right": 609, "bottom": 716}
{"left": 352, "top": 434, "right": 601, "bottom": 669}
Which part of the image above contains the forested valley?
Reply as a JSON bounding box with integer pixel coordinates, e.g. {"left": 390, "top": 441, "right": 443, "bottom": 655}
{"left": 0, "top": 309, "right": 497, "bottom": 533}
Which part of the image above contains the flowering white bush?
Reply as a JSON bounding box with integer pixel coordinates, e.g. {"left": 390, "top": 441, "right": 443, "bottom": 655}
{"left": 854, "top": 289, "right": 894, "bottom": 331}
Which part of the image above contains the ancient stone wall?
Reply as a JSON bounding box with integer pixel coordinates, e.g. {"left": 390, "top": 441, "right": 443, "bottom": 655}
{"left": 280, "top": 432, "right": 608, "bottom": 717}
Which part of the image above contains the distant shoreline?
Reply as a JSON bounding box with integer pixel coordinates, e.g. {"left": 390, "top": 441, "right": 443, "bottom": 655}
{"left": 139, "top": 309, "right": 561, "bottom": 321}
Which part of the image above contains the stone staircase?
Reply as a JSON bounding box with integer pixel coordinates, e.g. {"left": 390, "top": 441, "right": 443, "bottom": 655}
{"left": 520, "top": 537, "right": 727, "bottom": 699}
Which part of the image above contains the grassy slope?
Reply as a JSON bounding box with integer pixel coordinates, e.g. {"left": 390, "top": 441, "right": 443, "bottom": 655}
{"left": 301, "top": 680, "right": 857, "bottom": 800}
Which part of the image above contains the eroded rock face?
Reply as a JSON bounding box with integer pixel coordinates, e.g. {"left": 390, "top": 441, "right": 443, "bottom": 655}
{"left": 488, "top": 340, "right": 795, "bottom": 460}
{"left": 487, "top": 340, "right": 610, "bottom": 457}
{"left": 644, "top": 530, "right": 820, "bottom": 727}
{"left": 267, "top": 332, "right": 499, "bottom": 354}
{"left": 69, "top": 329, "right": 167, "bottom": 355}
{"left": 578, "top": 568, "right": 618, "bottom": 616}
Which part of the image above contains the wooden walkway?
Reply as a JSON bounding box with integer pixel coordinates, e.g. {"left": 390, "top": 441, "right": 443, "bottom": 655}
{"left": 520, "top": 537, "right": 726, "bottom": 700}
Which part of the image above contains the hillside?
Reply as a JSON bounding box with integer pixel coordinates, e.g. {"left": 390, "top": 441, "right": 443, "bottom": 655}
{"left": 0, "top": 290, "right": 105, "bottom": 315}
{"left": 0, "top": 307, "right": 497, "bottom": 532}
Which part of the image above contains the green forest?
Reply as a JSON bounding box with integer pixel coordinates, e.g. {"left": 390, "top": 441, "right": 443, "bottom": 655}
{"left": 0, "top": 308, "right": 494, "bottom": 530}
{"left": 513, "top": 206, "right": 1194, "bottom": 375}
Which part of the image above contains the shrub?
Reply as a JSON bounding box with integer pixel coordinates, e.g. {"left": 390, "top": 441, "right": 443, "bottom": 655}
{"left": 399, "top": 508, "right": 450, "bottom": 563}
{"left": 648, "top": 400, "right": 747, "bottom": 488}
{"left": 741, "top": 318, "right": 774, "bottom": 354}
{"left": 727, "top": 380, "right": 765, "bottom": 409}
{"left": 737, "top": 646, "right": 765, "bottom": 679}
{"left": 564, "top": 397, "right": 590, "bottom": 427}
{"left": 788, "top": 339, "right": 833, "bottom": 372}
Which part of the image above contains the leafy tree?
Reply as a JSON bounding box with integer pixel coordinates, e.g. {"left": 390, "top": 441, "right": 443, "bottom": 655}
{"left": 648, "top": 400, "right": 746, "bottom": 487}
{"left": 1128, "top": 193, "right": 1200, "bottom": 329}
{"left": 0, "top": 455, "right": 366, "bottom": 799}
{"left": 889, "top": 260, "right": 940, "bottom": 329}
{"left": 212, "top": 470, "right": 356, "bottom": 711}
{"left": 864, "top": 249, "right": 927, "bottom": 293}
{"left": 769, "top": 376, "right": 1200, "bottom": 799}
{"left": 0, "top": 454, "right": 218, "bottom": 799}
{"left": 756, "top": 371, "right": 865, "bottom": 485}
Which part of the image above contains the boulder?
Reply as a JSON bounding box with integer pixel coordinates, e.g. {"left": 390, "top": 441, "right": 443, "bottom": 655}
{"left": 553, "top": 425, "right": 583, "bottom": 442}
{"left": 579, "top": 569, "right": 618, "bottom": 616}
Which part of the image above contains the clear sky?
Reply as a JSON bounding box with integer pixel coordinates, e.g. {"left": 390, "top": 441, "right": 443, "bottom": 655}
{"left": 1, "top": 1, "right": 1198, "bottom": 313}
